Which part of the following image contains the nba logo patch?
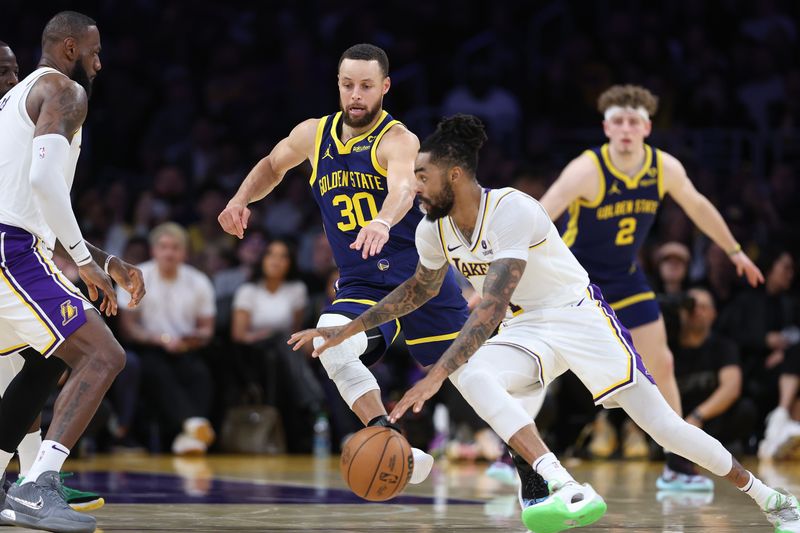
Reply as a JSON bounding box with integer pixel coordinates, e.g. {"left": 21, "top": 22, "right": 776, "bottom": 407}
{"left": 60, "top": 300, "right": 78, "bottom": 326}
{"left": 377, "top": 258, "right": 390, "bottom": 271}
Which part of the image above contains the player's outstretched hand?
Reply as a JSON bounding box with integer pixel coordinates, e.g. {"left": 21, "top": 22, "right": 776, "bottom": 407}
{"left": 730, "top": 251, "right": 764, "bottom": 287}
{"left": 78, "top": 262, "right": 118, "bottom": 317}
{"left": 350, "top": 220, "right": 390, "bottom": 259}
{"left": 288, "top": 325, "right": 350, "bottom": 357}
{"left": 107, "top": 257, "right": 146, "bottom": 308}
{"left": 389, "top": 372, "right": 445, "bottom": 423}
{"left": 218, "top": 202, "right": 251, "bottom": 239}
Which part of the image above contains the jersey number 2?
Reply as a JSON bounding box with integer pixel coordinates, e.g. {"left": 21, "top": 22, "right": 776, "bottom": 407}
{"left": 333, "top": 192, "right": 379, "bottom": 231}
{"left": 615, "top": 217, "right": 637, "bottom": 246}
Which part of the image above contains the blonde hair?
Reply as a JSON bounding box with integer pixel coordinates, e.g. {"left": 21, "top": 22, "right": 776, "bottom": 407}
{"left": 597, "top": 85, "right": 659, "bottom": 116}
{"left": 149, "top": 222, "right": 189, "bottom": 249}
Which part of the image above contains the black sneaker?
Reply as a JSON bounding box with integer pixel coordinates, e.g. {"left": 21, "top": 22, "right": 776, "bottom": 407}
{"left": 0, "top": 471, "right": 96, "bottom": 532}
{"left": 511, "top": 449, "right": 549, "bottom": 508}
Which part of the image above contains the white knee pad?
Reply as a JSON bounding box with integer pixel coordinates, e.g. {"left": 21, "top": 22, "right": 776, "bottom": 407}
{"left": 315, "top": 313, "right": 377, "bottom": 409}
{"left": 515, "top": 387, "right": 547, "bottom": 419}
{"left": 450, "top": 362, "right": 532, "bottom": 443}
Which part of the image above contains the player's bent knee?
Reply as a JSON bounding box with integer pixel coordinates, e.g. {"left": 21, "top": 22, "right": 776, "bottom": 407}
{"left": 105, "top": 341, "right": 127, "bottom": 376}
{"left": 645, "top": 346, "right": 674, "bottom": 382}
{"left": 315, "top": 314, "right": 374, "bottom": 408}
{"left": 451, "top": 367, "right": 530, "bottom": 442}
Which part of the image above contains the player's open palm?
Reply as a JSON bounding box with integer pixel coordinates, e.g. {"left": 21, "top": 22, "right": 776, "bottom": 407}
{"left": 389, "top": 373, "right": 444, "bottom": 423}
{"left": 78, "top": 262, "right": 118, "bottom": 317}
{"left": 218, "top": 202, "right": 251, "bottom": 239}
{"left": 350, "top": 221, "right": 389, "bottom": 259}
{"left": 730, "top": 251, "right": 764, "bottom": 287}
{"left": 107, "top": 257, "right": 146, "bottom": 308}
{"left": 288, "top": 325, "right": 349, "bottom": 357}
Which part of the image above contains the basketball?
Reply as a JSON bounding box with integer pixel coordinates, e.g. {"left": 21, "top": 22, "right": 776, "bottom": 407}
{"left": 340, "top": 426, "right": 414, "bottom": 501}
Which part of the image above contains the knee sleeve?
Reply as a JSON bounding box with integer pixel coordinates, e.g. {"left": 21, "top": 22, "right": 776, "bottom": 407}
{"left": 516, "top": 387, "right": 547, "bottom": 419}
{"left": 315, "top": 314, "right": 377, "bottom": 409}
{"left": 450, "top": 363, "right": 533, "bottom": 443}
{"left": 615, "top": 378, "right": 733, "bottom": 477}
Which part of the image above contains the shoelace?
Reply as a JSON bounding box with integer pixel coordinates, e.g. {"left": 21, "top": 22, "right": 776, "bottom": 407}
{"left": 767, "top": 494, "right": 800, "bottom": 523}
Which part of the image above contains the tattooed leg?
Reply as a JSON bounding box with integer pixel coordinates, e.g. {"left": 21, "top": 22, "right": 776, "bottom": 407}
{"left": 47, "top": 312, "right": 125, "bottom": 448}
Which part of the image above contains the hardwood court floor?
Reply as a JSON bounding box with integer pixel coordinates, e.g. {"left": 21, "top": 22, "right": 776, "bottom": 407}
{"left": 10, "top": 454, "right": 799, "bottom": 532}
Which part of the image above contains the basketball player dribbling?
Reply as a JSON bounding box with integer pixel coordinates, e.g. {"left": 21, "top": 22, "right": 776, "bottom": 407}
{"left": 291, "top": 115, "right": 800, "bottom": 533}
{"left": 0, "top": 12, "right": 145, "bottom": 533}
{"left": 540, "top": 84, "right": 764, "bottom": 489}
{"left": 219, "top": 43, "right": 469, "bottom": 485}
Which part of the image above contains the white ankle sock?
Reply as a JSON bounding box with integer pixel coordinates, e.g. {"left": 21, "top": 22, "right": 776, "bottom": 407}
{"left": 533, "top": 452, "right": 575, "bottom": 489}
{"left": 17, "top": 431, "right": 42, "bottom": 477}
{"left": 20, "top": 440, "right": 70, "bottom": 485}
{"left": 740, "top": 472, "right": 778, "bottom": 510}
{"left": 0, "top": 449, "right": 13, "bottom": 476}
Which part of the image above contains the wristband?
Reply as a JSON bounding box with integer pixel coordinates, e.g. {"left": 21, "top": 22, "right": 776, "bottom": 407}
{"left": 690, "top": 409, "right": 705, "bottom": 423}
{"left": 727, "top": 243, "right": 742, "bottom": 256}
{"left": 103, "top": 254, "right": 116, "bottom": 275}
{"left": 371, "top": 218, "right": 392, "bottom": 231}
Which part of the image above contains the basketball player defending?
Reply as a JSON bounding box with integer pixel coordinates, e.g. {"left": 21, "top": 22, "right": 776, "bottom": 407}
{"left": 219, "top": 44, "right": 468, "bottom": 483}
{"left": 539, "top": 84, "right": 763, "bottom": 489}
{"left": 0, "top": 39, "right": 107, "bottom": 514}
{"left": 0, "top": 12, "right": 145, "bottom": 533}
{"left": 291, "top": 115, "right": 800, "bottom": 533}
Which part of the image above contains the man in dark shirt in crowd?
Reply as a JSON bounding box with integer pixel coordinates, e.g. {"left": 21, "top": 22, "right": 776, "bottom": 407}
{"left": 673, "top": 288, "right": 756, "bottom": 454}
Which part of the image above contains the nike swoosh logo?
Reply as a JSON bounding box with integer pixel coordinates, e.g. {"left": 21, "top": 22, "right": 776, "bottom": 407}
{"left": 68, "top": 241, "right": 82, "bottom": 250}
{"left": 447, "top": 245, "right": 462, "bottom": 252}
{"left": 8, "top": 494, "right": 44, "bottom": 510}
{"left": 51, "top": 444, "right": 69, "bottom": 455}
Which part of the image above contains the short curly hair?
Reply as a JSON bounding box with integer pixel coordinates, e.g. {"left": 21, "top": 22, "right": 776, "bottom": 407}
{"left": 597, "top": 85, "right": 659, "bottom": 116}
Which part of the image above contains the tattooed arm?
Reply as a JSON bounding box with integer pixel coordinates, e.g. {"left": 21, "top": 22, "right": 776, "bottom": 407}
{"left": 288, "top": 261, "right": 450, "bottom": 355}
{"left": 433, "top": 258, "right": 526, "bottom": 375}
{"left": 389, "top": 257, "right": 527, "bottom": 421}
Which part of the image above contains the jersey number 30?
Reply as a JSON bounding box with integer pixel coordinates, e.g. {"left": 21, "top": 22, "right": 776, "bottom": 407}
{"left": 615, "top": 217, "right": 637, "bottom": 246}
{"left": 333, "top": 192, "right": 379, "bottom": 231}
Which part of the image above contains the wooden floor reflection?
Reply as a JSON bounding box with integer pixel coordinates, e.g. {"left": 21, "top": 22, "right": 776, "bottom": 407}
{"left": 12, "top": 454, "right": 797, "bottom": 532}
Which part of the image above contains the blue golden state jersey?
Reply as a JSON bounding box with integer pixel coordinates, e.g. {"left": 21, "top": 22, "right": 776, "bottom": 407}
{"left": 562, "top": 143, "right": 664, "bottom": 280}
{"left": 309, "top": 110, "right": 421, "bottom": 273}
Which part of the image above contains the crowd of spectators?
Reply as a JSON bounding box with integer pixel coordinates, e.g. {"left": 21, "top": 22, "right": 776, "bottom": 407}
{"left": 3, "top": 0, "right": 799, "bottom": 458}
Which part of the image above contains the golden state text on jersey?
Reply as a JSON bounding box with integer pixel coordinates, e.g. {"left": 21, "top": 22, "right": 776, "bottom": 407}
{"left": 309, "top": 110, "right": 422, "bottom": 272}
{"left": 562, "top": 143, "right": 664, "bottom": 278}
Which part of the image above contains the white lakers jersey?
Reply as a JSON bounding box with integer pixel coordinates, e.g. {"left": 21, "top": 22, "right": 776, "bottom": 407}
{"left": 0, "top": 67, "right": 82, "bottom": 247}
{"left": 416, "top": 187, "right": 590, "bottom": 313}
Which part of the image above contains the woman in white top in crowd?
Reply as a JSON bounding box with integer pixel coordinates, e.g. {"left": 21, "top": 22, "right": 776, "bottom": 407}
{"left": 230, "top": 239, "right": 322, "bottom": 452}
{"left": 231, "top": 239, "right": 308, "bottom": 343}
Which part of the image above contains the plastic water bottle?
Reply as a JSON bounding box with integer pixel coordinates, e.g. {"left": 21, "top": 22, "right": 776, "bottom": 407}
{"left": 313, "top": 413, "right": 331, "bottom": 457}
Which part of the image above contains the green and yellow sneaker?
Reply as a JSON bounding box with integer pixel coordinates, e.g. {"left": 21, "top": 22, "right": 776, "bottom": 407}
{"left": 521, "top": 481, "right": 606, "bottom": 533}
{"left": 16, "top": 472, "right": 104, "bottom": 512}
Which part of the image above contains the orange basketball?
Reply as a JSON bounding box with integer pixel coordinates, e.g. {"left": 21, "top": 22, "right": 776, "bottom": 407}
{"left": 340, "top": 426, "right": 414, "bottom": 501}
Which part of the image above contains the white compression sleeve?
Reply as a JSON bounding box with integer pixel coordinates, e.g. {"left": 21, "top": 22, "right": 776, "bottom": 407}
{"left": 315, "top": 313, "right": 376, "bottom": 409}
{"left": 448, "top": 343, "right": 540, "bottom": 442}
{"left": 614, "top": 374, "right": 733, "bottom": 477}
{"left": 29, "top": 134, "right": 91, "bottom": 265}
